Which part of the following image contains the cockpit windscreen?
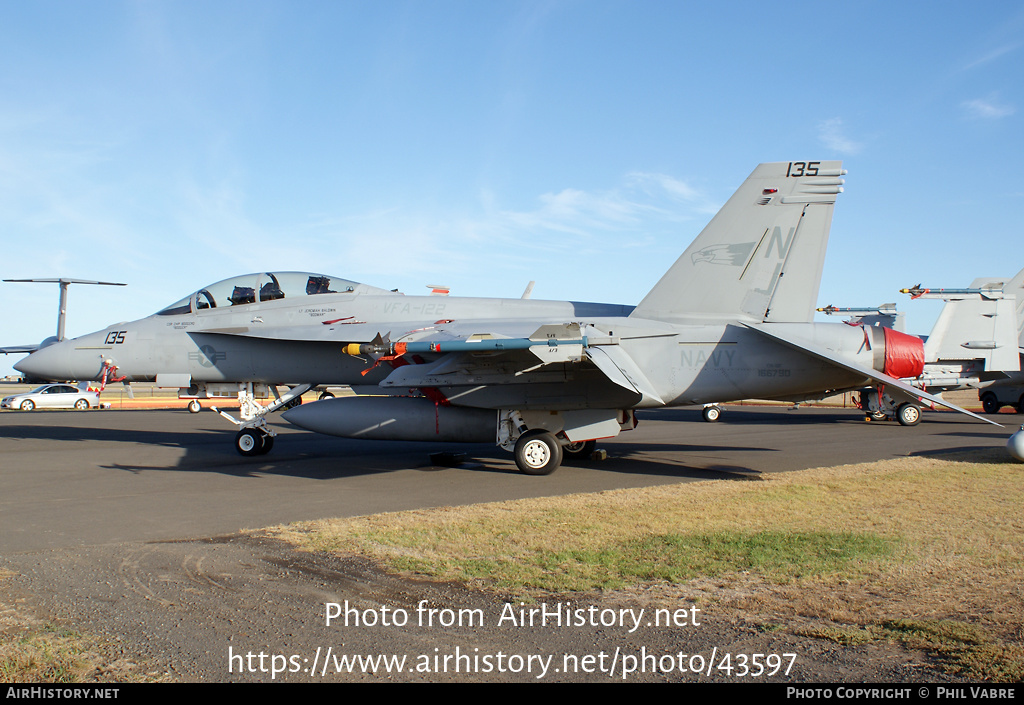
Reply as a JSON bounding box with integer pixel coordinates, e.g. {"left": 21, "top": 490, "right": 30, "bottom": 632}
{"left": 157, "top": 272, "right": 356, "bottom": 315}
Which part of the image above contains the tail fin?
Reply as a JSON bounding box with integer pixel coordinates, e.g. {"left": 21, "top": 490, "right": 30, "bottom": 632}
{"left": 1005, "top": 266, "right": 1024, "bottom": 349}
{"left": 923, "top": 268, "right": 1024, "bottom": 372}
{"left": 631, "top": 161, "right": 845, "bottom": 323}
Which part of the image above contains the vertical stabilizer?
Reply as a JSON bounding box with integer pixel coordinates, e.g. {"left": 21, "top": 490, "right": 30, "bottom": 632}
{"left": 923, "top": 269, "right": 1024, "bottom": 372}
{"left": 632, "top": 161, "right": 844, "bottom": 323}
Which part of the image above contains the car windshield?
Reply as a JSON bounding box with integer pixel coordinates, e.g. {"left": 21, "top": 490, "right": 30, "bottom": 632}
{"left": 157, "top": 272, "right": 358, "bottom": 315}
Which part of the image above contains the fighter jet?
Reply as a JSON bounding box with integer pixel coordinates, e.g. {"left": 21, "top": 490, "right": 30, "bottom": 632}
{"left": 12, "top": 161, "right": 996, "bottom": 474}
{"left": 899, "top": 268, "right": 1024, "bottom": 412}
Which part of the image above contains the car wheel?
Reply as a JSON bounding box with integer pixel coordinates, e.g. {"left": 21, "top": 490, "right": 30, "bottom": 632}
{"left": 981, "top": 393, "right": 1000, "bottom": 415}
{"left": 896, "top": 403, "right": 921, "bottom": 427}
{"left": 187, "top": 399, "right": 202, "bottom": 413}
{"left": 562, "top": 439, "right": 596, "bottom": 460}
{"left": 514, "top": 430, "right": 562, "bottom": 475}
{"left": 75, "top": 399, "right": 89, "bottom": 410}
{"left": 20, "top": 400, "right": 35, "bottom": 411}
{"left": 702, "top": 405, "right": 722, "bottom": 422}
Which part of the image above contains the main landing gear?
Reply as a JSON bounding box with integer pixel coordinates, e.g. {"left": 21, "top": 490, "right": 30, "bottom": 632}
{"left": 857, "top": 389, "right": 922, "bottom": 426}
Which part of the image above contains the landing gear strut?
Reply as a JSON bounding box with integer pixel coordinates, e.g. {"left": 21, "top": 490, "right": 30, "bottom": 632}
{"left": 208, "top": 382, "right": 313, "bottom": 456}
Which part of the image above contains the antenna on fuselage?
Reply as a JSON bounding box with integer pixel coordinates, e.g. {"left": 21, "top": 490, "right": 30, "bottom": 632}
{"left": 3, "top": 278, "right": 126, "bottom": 342}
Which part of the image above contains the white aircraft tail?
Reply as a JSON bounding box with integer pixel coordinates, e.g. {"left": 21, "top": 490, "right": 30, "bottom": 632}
{"left": 632, "top": 161, "right": 845, "bottom": 323}
{"left": 923, "top": 266, "right": 1024, "bottom": 372}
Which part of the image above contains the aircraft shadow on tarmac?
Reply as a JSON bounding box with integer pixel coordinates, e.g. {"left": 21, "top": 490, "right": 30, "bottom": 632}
{"left": 1, "top": 406, "right": 1007, "bottom": 482}
{"left": 0, "top": 411, "right": 773, "bottom": 481}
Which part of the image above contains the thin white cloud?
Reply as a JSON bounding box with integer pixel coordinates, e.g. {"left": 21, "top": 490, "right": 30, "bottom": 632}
{"left": 963, "top": 43, "right": 1020, "bottom": 71}
{"left": 961, "top": 96, "right": 1015, "bottom": 120}
{"left": 818, "top": 118, "right": 863, "bottom": 155}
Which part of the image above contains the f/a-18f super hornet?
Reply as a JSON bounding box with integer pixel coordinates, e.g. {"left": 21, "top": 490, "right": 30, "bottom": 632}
{"left": 12, "top": 161, "right": 997, "bottom": 474}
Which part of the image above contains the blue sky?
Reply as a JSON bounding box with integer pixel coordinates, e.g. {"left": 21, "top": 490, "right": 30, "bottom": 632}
{"left": 2, "top": 1, "right": 1021, "bottom": 376}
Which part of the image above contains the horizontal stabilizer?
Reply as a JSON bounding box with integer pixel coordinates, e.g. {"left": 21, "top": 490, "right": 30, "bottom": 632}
{"left": 743, "top": 323, "right": 1001, "bottom": 426}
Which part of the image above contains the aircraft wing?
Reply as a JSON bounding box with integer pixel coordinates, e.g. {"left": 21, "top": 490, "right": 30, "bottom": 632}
{"left": 201, "top": 318, "right": 564, "bottom": 346}
{"left": 1, "top": 344, "right": 39, "bottom": 355}
{"left": 743, "top": 323, "right": 1001, "bottom": 426}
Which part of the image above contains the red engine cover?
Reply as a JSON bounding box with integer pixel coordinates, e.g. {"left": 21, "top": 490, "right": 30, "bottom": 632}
{"left": 882, "top": 327, "right": 925, "bottom": 379}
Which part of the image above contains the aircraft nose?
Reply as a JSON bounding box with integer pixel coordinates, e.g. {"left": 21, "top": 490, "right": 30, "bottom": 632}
{"left": 14, "top": 339, "right": 105, "bottom": 381}
{"left": 14, "top": 344, "right": 67, "bottom": 381}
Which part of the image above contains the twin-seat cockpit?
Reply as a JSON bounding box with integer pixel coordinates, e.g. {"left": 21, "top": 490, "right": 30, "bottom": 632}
{"left": 156, "top": 272, "right": 360, "bottom": 316}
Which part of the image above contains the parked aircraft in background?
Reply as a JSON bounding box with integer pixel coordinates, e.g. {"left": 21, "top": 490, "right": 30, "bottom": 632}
{"left": 901, "top": 268, "right": 1024, "bottom": 413}
{"left": 11, "top": 161, "right": 997, "bottom": 474}
{"left": 1, "top": 278, "right": 126, "bottom": 358}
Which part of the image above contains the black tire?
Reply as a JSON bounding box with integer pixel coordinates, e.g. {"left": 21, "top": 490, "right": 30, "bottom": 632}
{"left": 981, "top": 393, "right": 1000, "bottom": 415}
{"left": 1017, "top": 394, "right": 1024, "bottom": 415}
{"left": 187, "top": 399, "right": 202, "bottom": 413}
{"left": 21, "top": 400, "right": 35, "bottom": 411}
{"left": 235, "top": 429, "right": 264, "bottom": 457}
{"left": 514, "top": 430, "right": 562, "bottom": 475}
{"left": 75, "top": 399, "right": 89, "bottom": 410}
{"left": 259, "top": 434, "right": 274, "bottom": 454}
{"left": 318, "top": 391, "right": 335, "bottom": 401}
{"left": 562, "top": 439, "right": 596, "bottom": 460}
{"left": 869, "top": 410, "right": 887, "bottom": 421}
{"left": 702, "top": 405, "right": 722, "bottom": 422}
{"left": 896, "top": 403, "right": 921, "bottom": 427}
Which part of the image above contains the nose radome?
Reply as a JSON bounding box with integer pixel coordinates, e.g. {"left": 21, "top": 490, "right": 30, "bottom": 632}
{"left": 13, "top": 338, "right": 106, "bottom": 381}
{"left": 13, "top": 344, "right": 66, "bottom": 380}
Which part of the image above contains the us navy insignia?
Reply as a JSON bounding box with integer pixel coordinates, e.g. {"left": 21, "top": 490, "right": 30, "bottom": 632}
{"left": 189, "top": 345, "right": 227, "bottom": 368}
{"left": 691, "top": 242, "right": 755, "bottom": 266}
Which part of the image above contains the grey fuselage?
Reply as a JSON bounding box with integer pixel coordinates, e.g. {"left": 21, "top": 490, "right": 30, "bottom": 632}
{"left": 16, "top": 282, "right": 876, "bottom": 410}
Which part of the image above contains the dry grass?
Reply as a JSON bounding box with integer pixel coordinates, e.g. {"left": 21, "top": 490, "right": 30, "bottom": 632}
{"left": 273, "top": 448, "right": 1024, "bottom": 681}
{"left": 0, "top": 571, "right": 155, "bottom": 683}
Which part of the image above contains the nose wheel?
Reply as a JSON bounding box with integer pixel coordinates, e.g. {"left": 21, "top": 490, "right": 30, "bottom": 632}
{"left": 235, "top": 428, "right": 275, "bottom": 456}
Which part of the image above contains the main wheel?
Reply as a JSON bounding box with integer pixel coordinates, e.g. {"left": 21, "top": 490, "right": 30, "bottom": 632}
{"left": 75, "top": 399, "right": 89, "bottom": 410}
{"left": 562, "top": 439, "right": 596, "bottom": 460}
{"left": 869, "top": 410, "right": 887, "bottom": 421}
{"left": 235, "top": 429, "right": 265, "bottom": 457}
{"left": 187, "top": 399, "right": 202, "bottom": 413}
{"left": 981, "top": 393, "right": 1000, "bottom": 415}
{"left": 514, "top": 430, "right": 562, "bottom": 475}
{"left": 20, "top": 400, "right": 35, "bottom": 411}
{"left": 702, "top": 405, "right": 722, "bottom": 422}
{"left": 896, "top": 403, "right": 921, "bottom": 427}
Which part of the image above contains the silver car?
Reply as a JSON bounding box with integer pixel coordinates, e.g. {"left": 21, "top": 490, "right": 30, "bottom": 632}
{"left": 1, "top": 384, "right": 101, "bottom": 411}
